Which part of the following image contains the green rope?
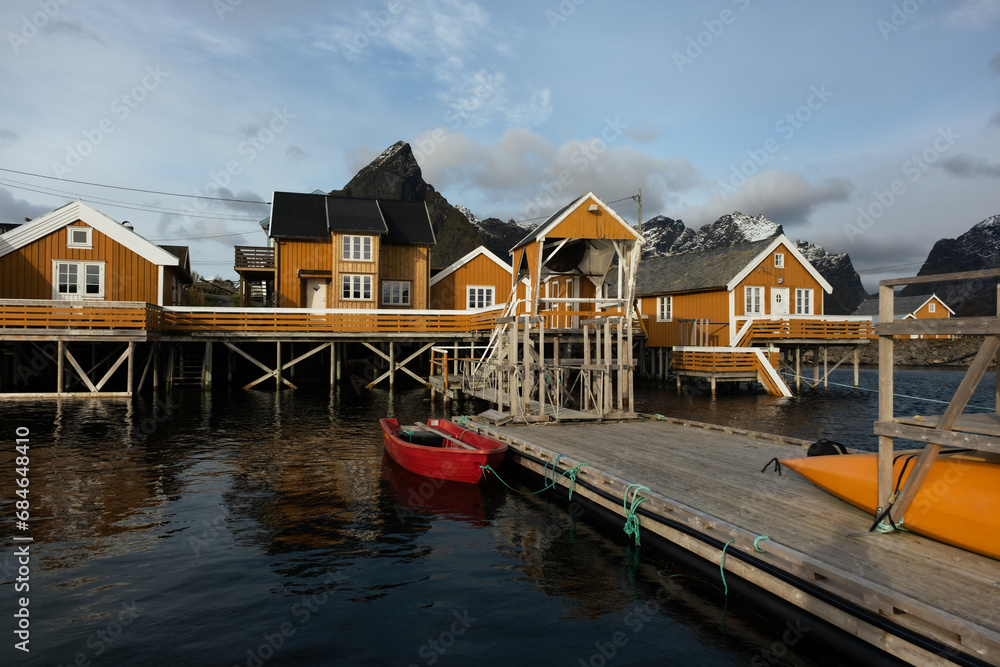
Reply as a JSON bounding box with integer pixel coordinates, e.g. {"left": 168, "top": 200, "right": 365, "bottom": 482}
{"left": 480, "top": 460, "right": 585, "bottom": 496}
{"left": 753, "top": 535, "right": 770, "bottom": 552}
{"left": 622, "top": 484, "right": 649, "bottom": 547}
{"left": 719, "top": 539, "right": 735, "bottom": 596}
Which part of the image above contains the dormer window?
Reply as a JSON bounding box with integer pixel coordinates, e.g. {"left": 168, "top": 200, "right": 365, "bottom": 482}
{"left": 774, "top": 252, "right": 784, "bottom": 269}
{"left": 68, "top": 226, "right": 92, "bottom": 249}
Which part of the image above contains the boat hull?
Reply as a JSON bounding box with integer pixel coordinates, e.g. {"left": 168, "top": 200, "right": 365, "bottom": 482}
{"left": 380, "top": 418, "right": 507, "bottom": 484}
{"left": 782, "top": 451, "right": 1000, "bottom": 560}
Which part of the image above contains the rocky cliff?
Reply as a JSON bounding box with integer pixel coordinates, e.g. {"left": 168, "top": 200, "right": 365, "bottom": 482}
{"left": 330, "top": 141, "right": 485, "bottom": 268}
{"left": 900, "top": 214, "right": 1000, "bottom": 316}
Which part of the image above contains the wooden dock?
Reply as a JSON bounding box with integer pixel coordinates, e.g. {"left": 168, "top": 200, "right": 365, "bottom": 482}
{"left": 467, "top": 416, "right": 1000, "bottom": 666}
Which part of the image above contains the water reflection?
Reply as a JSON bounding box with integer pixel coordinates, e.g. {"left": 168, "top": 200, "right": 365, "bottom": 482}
{"left": 0, "top": 384, "right": 861, "bottom": 666}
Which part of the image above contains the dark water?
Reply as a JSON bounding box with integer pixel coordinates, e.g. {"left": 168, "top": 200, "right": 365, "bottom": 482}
{"left": 1, "top": 368, "right": 975, "bottom": 665}
{"left": 635, "top": 366, "right": 999, "bottom": 451}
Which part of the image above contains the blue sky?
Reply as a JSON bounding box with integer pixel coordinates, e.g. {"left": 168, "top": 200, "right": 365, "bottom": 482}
{"left": 1, "top": 0, "right": 998, "bottom": 289}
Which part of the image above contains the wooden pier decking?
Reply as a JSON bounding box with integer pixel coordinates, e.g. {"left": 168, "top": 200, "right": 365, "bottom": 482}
{"left": 468, "top": 416, "right": 1000, "bottom": 666}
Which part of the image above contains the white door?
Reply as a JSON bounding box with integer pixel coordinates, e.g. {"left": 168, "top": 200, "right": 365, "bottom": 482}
{"left": 771, "top": 288, "right": 789, "bottom": 316}
{"left": 306, "top": 279, "right": 328, "bottom": 308}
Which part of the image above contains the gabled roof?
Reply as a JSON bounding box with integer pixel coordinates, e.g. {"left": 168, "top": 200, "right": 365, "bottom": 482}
{"left": 268, "top": 191, "right": 435, "bottom": 245}
{"left": 632, "top": 234, "right": 832, "bottom": 296}
{"left": 511, "top": 192, "right": 642, "bottom": 252}
{"left": 430, "top": 246, "right": 511, "bottom": 287}
{"left": 0, "top": 200, "right": 180, "bottom": 266}
{"left": 160, "top": 245, "right": 194, "bottom": 284}
{"left": 852, "top": 294, "right": 953, "bottom": 320}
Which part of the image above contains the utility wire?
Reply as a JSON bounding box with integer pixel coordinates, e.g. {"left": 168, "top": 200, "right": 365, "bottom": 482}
{"left": 0, "top": 166, "right": 270, "bottom": 204}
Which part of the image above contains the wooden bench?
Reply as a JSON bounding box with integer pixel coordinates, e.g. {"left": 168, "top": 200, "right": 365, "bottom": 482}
{"left": 415, "top": 422, "right": 477, "bottom": 450}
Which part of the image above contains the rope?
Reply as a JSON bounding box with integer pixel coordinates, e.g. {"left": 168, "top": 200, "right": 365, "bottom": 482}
{"left": 622, "top": 484, "right": 649, "bottom": 547}
{"left": 480, "top": 459, "right": 586, "bottom": 497}
{"left": 760, "top": 458, "right": 782, "bottom": 475}
{"left": 719, "top": 539, "right": 735, "bottom": 596}
{"left": 753, "top": 535, "right": 770, "bottom": 552}
{"left": 786, "top": 374, "right": 996, "bottom": 412}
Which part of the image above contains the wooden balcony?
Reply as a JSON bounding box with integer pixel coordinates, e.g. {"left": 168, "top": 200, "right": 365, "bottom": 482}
{"left": 734, "top": 315, "right": 873, "bottom": 345}
{"left": 234, "top": 246, "right": 275, "bottom": 271}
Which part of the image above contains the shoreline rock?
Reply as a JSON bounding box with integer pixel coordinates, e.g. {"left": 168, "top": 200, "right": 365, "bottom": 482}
{"left": 853, "top": 337, "right": 990, "bottom": 368}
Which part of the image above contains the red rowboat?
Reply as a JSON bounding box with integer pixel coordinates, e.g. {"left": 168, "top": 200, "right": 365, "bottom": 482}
{"left": 379, "top": 418, "right": 507, "bottom": 483}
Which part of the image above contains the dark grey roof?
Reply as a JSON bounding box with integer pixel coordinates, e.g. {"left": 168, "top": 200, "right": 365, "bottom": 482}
{"left": 159, "top": 245, "right": 192, "bottom": 283}
{"left": 269, "top": 192, "right": 434, "bottom": 245}
{"left": 511, "top": 195, "right": 583, "bottom": 251}
{"left": 269, "top": 191, "right": 330, "bottom": 239}
{"left": 378, "top": 200, "right": 435, "bottom": 245}
{"left": 0, "top": 222, "right": 21, "bottom": 234}
{"left": 852, "top": 295, "right": 936, "bottom": 317}
{"left": 326, "top": 197, "right": 388, "bottom": 235}
{"left": 632, "top": 237, "right": 777, "bottom": 296}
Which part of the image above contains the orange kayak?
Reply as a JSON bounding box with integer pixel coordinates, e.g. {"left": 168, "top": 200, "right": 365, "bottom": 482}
{"left": 781, "top": 450, "right": 1000, "bottom": 561}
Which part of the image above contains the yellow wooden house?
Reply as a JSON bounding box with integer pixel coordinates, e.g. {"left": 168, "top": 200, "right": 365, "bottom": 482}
{"left": 266, "top": 192, "right": 435, "bottom": 309}
{"left": 0, "top": 200, "right": 192, "bottom": 306}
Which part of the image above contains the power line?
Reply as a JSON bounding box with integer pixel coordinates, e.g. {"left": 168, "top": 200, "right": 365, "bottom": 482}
{"left": 0, "top": 179, "right": 265, "bottom": 223}
{"left": 0, "top": 166, "right": 270, "bottom": 204}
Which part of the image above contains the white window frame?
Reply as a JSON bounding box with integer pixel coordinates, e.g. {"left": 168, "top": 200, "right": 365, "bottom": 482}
{"left": 774, "top": 252, "right": 784, "bottom": 269}
{"left": 928, "top": 302, "right": 936, "bottom": 313}
{"left": 341, "top": 274, "right": 372, "bottom": 301}
{"left": 467, "top": 285, "right": 494, "bottom": 309}
{"left": 67, "top": 226, "right": 93, "bottom": 249}
{"left": 656, "top": 296, "right": 672, "bottom": 322}
{"left": 342, "top": 235, "right": 373, "bottom": 261}
{"left": 795, "top": 288, "right": 813, "bottom": 315}
{"left": 53, "top": 260, "right": 105, "bottom": 300}
{"left": 745, "top": 286, "right": 764, "bottom": 315}
{"left": 382, "top": 280, "right": 411, "bottom": 306}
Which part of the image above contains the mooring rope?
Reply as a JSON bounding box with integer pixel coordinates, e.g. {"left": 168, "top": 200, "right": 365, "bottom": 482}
{"left": 480, "top": 459, "right": 586, "bottom": 497}
{"left": 719, "top": 539, "right": 735, "bottom": 596}
{"left": 622, "top": 484, "right": 649, "bottom": 547}
{"left": 753, "top": 535, "right": 770, "bottom": 553}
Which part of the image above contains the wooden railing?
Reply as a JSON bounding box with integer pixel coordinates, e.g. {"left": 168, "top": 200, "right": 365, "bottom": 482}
{"left": 734, "top": 315, "right": 873, "bottom": 345}
{"left": 673, "top": 347, "right": 778, "bottom": 373}
{"left": 0, "top": 300, "right": 163, "bottom": 330}
{"left": 234, "top": 246, "right": 275, "bottom": 270}
{"left": 0, "top": 300, "right": 503, "bottom": 335}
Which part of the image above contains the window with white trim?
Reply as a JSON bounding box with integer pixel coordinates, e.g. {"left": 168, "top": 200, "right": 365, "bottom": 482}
{"left": 67, "top": 226, "right": 92, "bottom": 249}
{"left": 467, "top": 286, "right": 494, "bottom": 309}
{"left": 795, "top": 288, "right": 813, "bottom": 315}
{"left": 774, "top": 252, "right": 784, "bottom": 268}
{"left": 382, "top": 281, "right": 410, "bottom": 306}
{"left": 53, "top": 261, "right": 104, "bottom": 299}
{"left": 656, "top": 296, "right": 672, "bottom": 322}
{"left": 341, "top": 274, "right": 372, "bottom": 300}
{"left": 745, "top": 286, "right": 764, "bottom": 315}
{"left": 341, "top": 235, "right": 373, "bottom": 261}
{"left": 928, "top": 302, "right": 936, "bottom": 313}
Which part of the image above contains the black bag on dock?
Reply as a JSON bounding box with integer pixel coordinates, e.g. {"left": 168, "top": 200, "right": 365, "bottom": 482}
{"left": 807, "top": 438, "right": 847, "bottom": 457}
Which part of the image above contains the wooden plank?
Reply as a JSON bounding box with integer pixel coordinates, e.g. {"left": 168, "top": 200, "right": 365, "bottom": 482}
{"left": 875, "top": 317, "right": 1000, "bottom": 336}
{"left": 878, "top": 284, "right": 895, "bottom": 512}
{"left": 876, "top": 421, "right": 1000, "bottom": 454}
{"left": 483, "top": 423, "right": 1000, "bottom": 662}
{"left": 414, "top": 422, "right": 477, "bottom": 450}
{"left": 880, "top": 267, "right": 1000, "bottom": 288}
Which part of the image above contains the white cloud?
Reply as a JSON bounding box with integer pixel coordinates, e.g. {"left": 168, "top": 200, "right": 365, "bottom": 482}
{"left": 947, "top": 0, "right": 1000, "bottom": 29}
{"left": 412, "top": 126, "right": 699, "bottom": 220}
{"left": 679, "top": 171, "right": 852, "bottom": 229}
